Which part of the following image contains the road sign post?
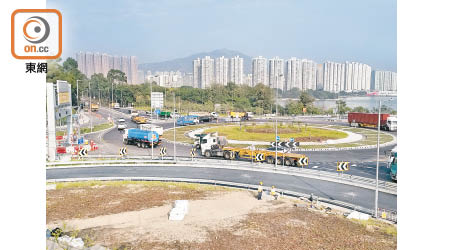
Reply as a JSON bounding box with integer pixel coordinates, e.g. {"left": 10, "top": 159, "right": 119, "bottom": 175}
{"left": 190, "top": 148, "right": 195, "bottom": 161}
{"left": 119, "top": 147, "right": 127, "bottom": 159}
{"left": 160, "top": 147, "right": 167, "bottom": 160}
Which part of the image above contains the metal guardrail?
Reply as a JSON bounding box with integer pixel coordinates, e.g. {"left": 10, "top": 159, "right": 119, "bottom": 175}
{"left": 47, "top": 176, "right": 396, "bottom": 223}
{"left": 46, "top": 155, "right": 397, "bottom": 194}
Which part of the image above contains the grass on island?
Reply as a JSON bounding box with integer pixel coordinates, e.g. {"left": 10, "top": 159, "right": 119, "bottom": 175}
{"left": 80, "top": 122, "right": 114, "bottom": 134}
{"left": 203, "top": 123, "right": 347, "bottom": 142}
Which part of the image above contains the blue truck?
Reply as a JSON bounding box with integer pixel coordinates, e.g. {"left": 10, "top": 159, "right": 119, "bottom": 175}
{"left": 123, "top": 128, "right": 161, "bottom": 148}
{"left": 176, "top": 115, "right": 199, "bottom": 126}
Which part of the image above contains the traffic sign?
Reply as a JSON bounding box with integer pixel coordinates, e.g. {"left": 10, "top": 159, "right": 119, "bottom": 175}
{"left": 270, "top": 141, "right": 300, "bottom": 148}
{"left": 337, "top": 162, "right": 350, "bottom": 171}
{"left": 119, "top": 147, "right": 127, "bottom": 156}
{"left": 302, "top": 107, "right": 307, "bottom": 113}
{"left": 160, "top": 147, "right": 167, "bottom": 156}
{"left": 190, "top": 148, "right": 196, "bottom": 157}
{"left": 78, "top": 148, "right": 88, "bottom": 157}
{"left": 255, "top": 153, "right": 264, "bottom": 161}
{"left": 276, "top": 136, "right": 280, "bottom": 141}
{"left": 298, "top": 157, "right": 308, "bottom": 166}
{"left": 290, "top": 138, "right": 294, "bottom": 142}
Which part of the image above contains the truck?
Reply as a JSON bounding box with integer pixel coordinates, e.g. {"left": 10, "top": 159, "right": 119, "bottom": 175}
{"left": 123, "top": 128, "right": 161, "bottom": 148}
{"left": 388, "top": 146, "right": 397, "bottom": 182}
{"left": 176, "top": 115, "right": 199, "bottom": 126}
{"left": 90, "top": 103, "right": 99, "bottom": 112}
{"left": 348, "top": 112, "right": 397, "bottom": 131}
{"left": 189, "top": 112, "right": 215, "bottom": 122}
{"left": 139, "top": 124, "right": 164, "bottom": 136}
{"left": 199, "top": 133, "right": 308, "bottom": 167}
{"left": 158, "top": 111, "right": 171, "bottom": 119}
{"left": 113, "top": 103, "right": 120, "bottom": 109}
{"left": 132, "top": 116, "right": 147, "bottom": 124}
{"left": 230, "top": 111, "right": 249, "bottom": 121}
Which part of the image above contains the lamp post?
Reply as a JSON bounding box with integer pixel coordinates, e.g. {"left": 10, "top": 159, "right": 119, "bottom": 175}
{"left": 275, "top": 74, "right": 283, "bottom": 169}
{"left": 89, "top": 81, "right": 92, "bottom": 133}
{"left": 374, "top": 100, "right": 381, "bottom": 217}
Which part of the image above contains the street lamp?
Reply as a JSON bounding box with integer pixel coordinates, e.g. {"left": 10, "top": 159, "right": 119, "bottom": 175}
{"left": 275, "top": 73, "right": 283, "bottom": 169}
{"left": 374, "top": 100, "right": 381, "bottom": 217}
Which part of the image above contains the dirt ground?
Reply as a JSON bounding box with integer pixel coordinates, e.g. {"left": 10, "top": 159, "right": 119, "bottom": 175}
{"left": 47, "top": 182, "right": 396, "bottom": 250}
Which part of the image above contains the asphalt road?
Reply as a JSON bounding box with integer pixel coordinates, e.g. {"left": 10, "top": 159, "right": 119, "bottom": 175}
{"left": 84, "top": 108, "right": 395, "bottom": 182}
{"left": 46, "top": 165, "right": 397, "bottom": 212}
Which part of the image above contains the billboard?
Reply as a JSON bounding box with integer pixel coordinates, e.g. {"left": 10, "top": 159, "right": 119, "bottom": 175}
{"left": 56, "top": 80, "right": 71, "bottom": 107}
{"left": 151, "top": 92, "right": 164, "bottom": 109}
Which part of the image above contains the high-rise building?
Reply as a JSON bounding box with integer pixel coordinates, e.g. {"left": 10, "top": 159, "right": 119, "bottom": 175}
{"left": 286, "top": 58, "right": 302, "bottom": 91}
{"left": 121, "top": 56, "right": 130, "bottom": 83}
{"left": 344, "top": 62, "right": 371, "bottom": 92}
{"left": 374, "top": 71, "right": 397, "bottom": 91}
{"left": 269, "top": 57, "right": 285, "bottom": 90}
{"left": 192, "top": 56, "right": 215, "bottom": 89}
{"left": 214, "top": 56, "right": 228, "bottom": 85}
{"left": 93, "top": 53, "right": 102, "bottom": 76}
{"left": 193, "top": 58, "right": 201, "bottom": 88}
{"left": 201, "top": 56, "right": 215, "bottom": 88}
{"left": 323, "top": 61, "right": 345, "bottom": 93}
{"left": 101, "top": 53, "right": 110, "bottom": 77}
{"left": 113, "top": 56, "right": 121, "bottom": 70}
{"left": 75, "top": 52, "right": 138, "bottom": 84}
{"left": 76, "top": 52, "right": 86, "bottom": 76}
{"left": 316, "top": 64, "right": 324, "bottom": 90}
{"left": 230, "top": 56, "right": 244, "bottom": 84}
{"left": 252, "top": 56, "right": 268, "bottom": 86}
{"left": 130, "top": 56, "right": 138, "bottom": 84}
{"left": 85, "top": 52, "right": 94, "bottom": 78}
{"left": 301, "top": 59, "right": 317, "bottom": 90}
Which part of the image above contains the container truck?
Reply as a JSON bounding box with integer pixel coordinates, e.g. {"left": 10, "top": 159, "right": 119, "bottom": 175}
{"left": 348, "top": 112, "right": 397, "bottom": 131}
{"left": 123, "top": 128, "right": 161, "bottom": 148}
{"left": 139, "top": 124, "right": 164, "bottom": 136}
{"left": 176, "top": 115, "right": 199, "bottom": 126}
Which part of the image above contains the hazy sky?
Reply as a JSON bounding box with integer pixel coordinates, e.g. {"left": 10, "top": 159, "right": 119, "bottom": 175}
{"left": 48, "top": 0, "right": 397, "bottom": 71}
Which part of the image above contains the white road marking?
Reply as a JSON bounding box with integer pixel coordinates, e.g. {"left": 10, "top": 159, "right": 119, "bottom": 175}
{"left": 312, "top": 166, "right": 319, "bottom": 169}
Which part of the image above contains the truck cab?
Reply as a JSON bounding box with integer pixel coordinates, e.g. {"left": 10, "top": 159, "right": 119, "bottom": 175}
{"left": 385, "top": 116, "right": 397, "bottom": 131}
{"left": 199, "top": 133, "right": 228, "bottom": 157}
{"left": 388, "top": 146, "right": 397, "bottom": 182}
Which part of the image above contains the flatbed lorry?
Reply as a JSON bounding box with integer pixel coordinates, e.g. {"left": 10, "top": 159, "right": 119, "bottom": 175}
{"left": 199, "top": 133, "right": 308, "bottom": 167}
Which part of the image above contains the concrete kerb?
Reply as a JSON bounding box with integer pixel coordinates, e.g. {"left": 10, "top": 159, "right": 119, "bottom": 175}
{"left": 46, "top": 176, "right": 389, "bottom": 219}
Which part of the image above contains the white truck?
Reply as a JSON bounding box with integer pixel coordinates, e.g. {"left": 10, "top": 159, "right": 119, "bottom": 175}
{"left": 138, "top": 124, "right": 164, "bottom": 136}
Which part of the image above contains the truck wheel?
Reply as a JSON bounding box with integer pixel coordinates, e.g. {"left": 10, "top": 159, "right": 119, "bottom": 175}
{"left": 266, "top": 157, "right": 274, "bottom": 164}
{"left": 205, "top": 150, "right": 211, "bottom": 158}
{"left": 137, "top": 142, "right": 142, "bottom": 148}
{"left": 224, "top": 151, "right": 231, "bottom": 159}
{"left": 276, "top": 158, "right": 283, "bottom": 165}
{"left": 285, "top": 158, "right": 292, "bottom": 166}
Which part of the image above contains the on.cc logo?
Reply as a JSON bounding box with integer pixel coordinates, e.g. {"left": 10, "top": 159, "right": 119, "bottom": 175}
{"left": 23, "top": 16, "right": 50, "bottom": 44}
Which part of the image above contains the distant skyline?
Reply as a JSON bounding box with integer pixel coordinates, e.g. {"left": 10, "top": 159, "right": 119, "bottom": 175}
{"left": 48, "top": 0, "right": 397, "bottom": 71}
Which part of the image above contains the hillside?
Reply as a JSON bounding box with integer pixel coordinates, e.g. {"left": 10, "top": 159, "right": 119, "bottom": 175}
{"left": 138, "top": 49, "right": 252, "bottom": 74}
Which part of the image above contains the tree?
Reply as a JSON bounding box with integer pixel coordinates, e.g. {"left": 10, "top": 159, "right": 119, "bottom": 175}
{"left": 352, "top": 106, "right": 369, "bottom": 113}
{"left": 299, "top": 91, "right": 315, "bottom": 107}
{"left": 107, "top": 69, "right": 127, "bottom": 84}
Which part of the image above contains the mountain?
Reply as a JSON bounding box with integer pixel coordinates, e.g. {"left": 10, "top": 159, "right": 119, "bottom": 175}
{"left": 138, "top": 49, "right": 253, "bottom": 74}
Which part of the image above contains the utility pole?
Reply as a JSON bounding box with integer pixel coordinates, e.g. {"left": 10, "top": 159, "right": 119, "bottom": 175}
{"left": 89, "top": 81, "right": 92, "bottom": 133}
{"left": 275, "top": 74, "right": 281, "bottom": 168}
{"left": 173, "top": 92, "right": 176, "bottom": 161}
{"left": 150, "top": 82, "right": 153, "bottom": 159}
{"left": 375, "top": 100, "right": 381, "bottom": 217}
{"left": 111, "top": 79, "right": 114, "bottom": 106}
